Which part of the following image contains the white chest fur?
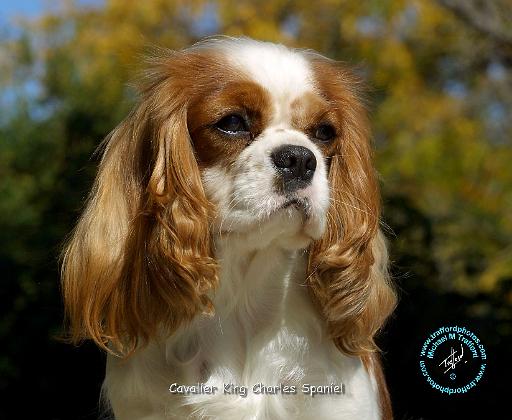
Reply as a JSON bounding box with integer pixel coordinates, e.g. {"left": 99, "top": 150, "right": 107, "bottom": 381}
{"left": 105, "top": 237, "right": 380, "bottom": 419}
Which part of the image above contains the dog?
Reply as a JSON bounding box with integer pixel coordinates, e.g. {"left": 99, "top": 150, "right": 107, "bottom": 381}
{"left": 61, "top": 37, "right": 396, "bottom": 419}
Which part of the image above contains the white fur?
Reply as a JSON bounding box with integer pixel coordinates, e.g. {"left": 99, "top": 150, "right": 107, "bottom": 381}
{"left": 104, "top": 38, "right": 380, "bottom": 420}
{"left": 204, "top": 127, "right": 329, "bottom": 248}
{"left": 106, "top": 242, "right": 379, "bottom": 419}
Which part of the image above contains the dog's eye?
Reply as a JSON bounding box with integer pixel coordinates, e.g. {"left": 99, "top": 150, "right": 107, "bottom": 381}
{"left": 314, "top": 124, "right": 336, "bottom": 142}
{"left": 215, "top": 114, "right": 248, "bottom": 134}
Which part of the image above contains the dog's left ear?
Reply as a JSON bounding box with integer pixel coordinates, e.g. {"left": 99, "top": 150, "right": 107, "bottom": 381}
{"left": 307, "top": 57, "right": 396, "bottom": 356}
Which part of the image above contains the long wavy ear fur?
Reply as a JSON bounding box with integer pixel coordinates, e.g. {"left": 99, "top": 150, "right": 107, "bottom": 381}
{"left": 61, "top": 50, "right": 218, "bottom": 356}
{"left": 307, "top": 56, "right": 396, "bottom": 356}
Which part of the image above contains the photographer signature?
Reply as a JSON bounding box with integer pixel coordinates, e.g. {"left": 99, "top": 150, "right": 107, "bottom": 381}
{"left": 439, "top": 344, "right": 466, "bottom": 374}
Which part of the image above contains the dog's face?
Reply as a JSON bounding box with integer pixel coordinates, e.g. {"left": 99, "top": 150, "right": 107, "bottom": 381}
{"left": 188, "top": 42, "right": 338, "bottom": 249}
{"left": 61, "top": 38, "right": 396, "bottom": 357}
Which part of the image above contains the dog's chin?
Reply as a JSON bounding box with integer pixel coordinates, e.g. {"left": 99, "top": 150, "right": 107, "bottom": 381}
{"left": 272, "top": 207, "right": 326, "bottom": 251}
{"left": 215, "top": 198, "right": 326, "bottom": 252}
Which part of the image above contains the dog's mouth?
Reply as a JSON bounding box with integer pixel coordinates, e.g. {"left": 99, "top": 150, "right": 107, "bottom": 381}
{"left": 281, "top": 197, "right": 311, "bottom": 217}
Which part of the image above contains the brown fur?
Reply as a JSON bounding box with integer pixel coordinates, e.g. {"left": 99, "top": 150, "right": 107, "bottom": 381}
{"left": 306, "top": 55, "right": 397, "bottom": 356}
{"left": 188, "top": 80, "right": 272, "bottom": 166}
{"left": 60, "top": 48, "right": 235, "bottom": 355}
{"left": 290, "top": 91, "right": 340, "bottom": 155}
{"left": 61, "top": 44, "right": 396, "bottom": 377}
{"left": 362, "top": 353, "right": 394, "bottom": 420}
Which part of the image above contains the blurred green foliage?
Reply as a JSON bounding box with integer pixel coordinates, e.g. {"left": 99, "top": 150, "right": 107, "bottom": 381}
{"left": 1, "top": 0, "right": 511, "bottom": 418}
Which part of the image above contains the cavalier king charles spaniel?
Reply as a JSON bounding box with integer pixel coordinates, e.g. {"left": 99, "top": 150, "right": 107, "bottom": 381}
{"left": 62, "top": 37, "right": 396, "bottom": 420}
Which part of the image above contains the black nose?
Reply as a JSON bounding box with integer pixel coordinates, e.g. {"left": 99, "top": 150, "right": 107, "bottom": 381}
{"left": 271, "top": 145, "right": 317, "bottom": 191}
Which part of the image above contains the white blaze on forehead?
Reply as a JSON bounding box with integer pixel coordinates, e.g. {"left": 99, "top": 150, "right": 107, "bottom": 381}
{"left": 216, "top": 38, "right": 315, "bottom": 115}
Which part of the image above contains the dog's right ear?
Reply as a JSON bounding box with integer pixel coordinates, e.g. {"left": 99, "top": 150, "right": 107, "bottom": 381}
{"left": 61, "top": 51, "right": 219, "bottom": 356}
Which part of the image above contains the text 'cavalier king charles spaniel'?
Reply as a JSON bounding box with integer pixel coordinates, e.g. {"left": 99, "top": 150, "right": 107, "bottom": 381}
{"left": 61, "top": 37, "right": 396, "bottom": 420}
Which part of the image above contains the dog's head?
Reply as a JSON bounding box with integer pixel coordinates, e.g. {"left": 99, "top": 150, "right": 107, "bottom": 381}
{"left": 61, "top": 37, "right": 395, "bottom": 356}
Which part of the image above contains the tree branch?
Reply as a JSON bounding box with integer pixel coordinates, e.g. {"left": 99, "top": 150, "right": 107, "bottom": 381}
{"left": 438, "top": 0, "right": 512, "bottom": 46}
